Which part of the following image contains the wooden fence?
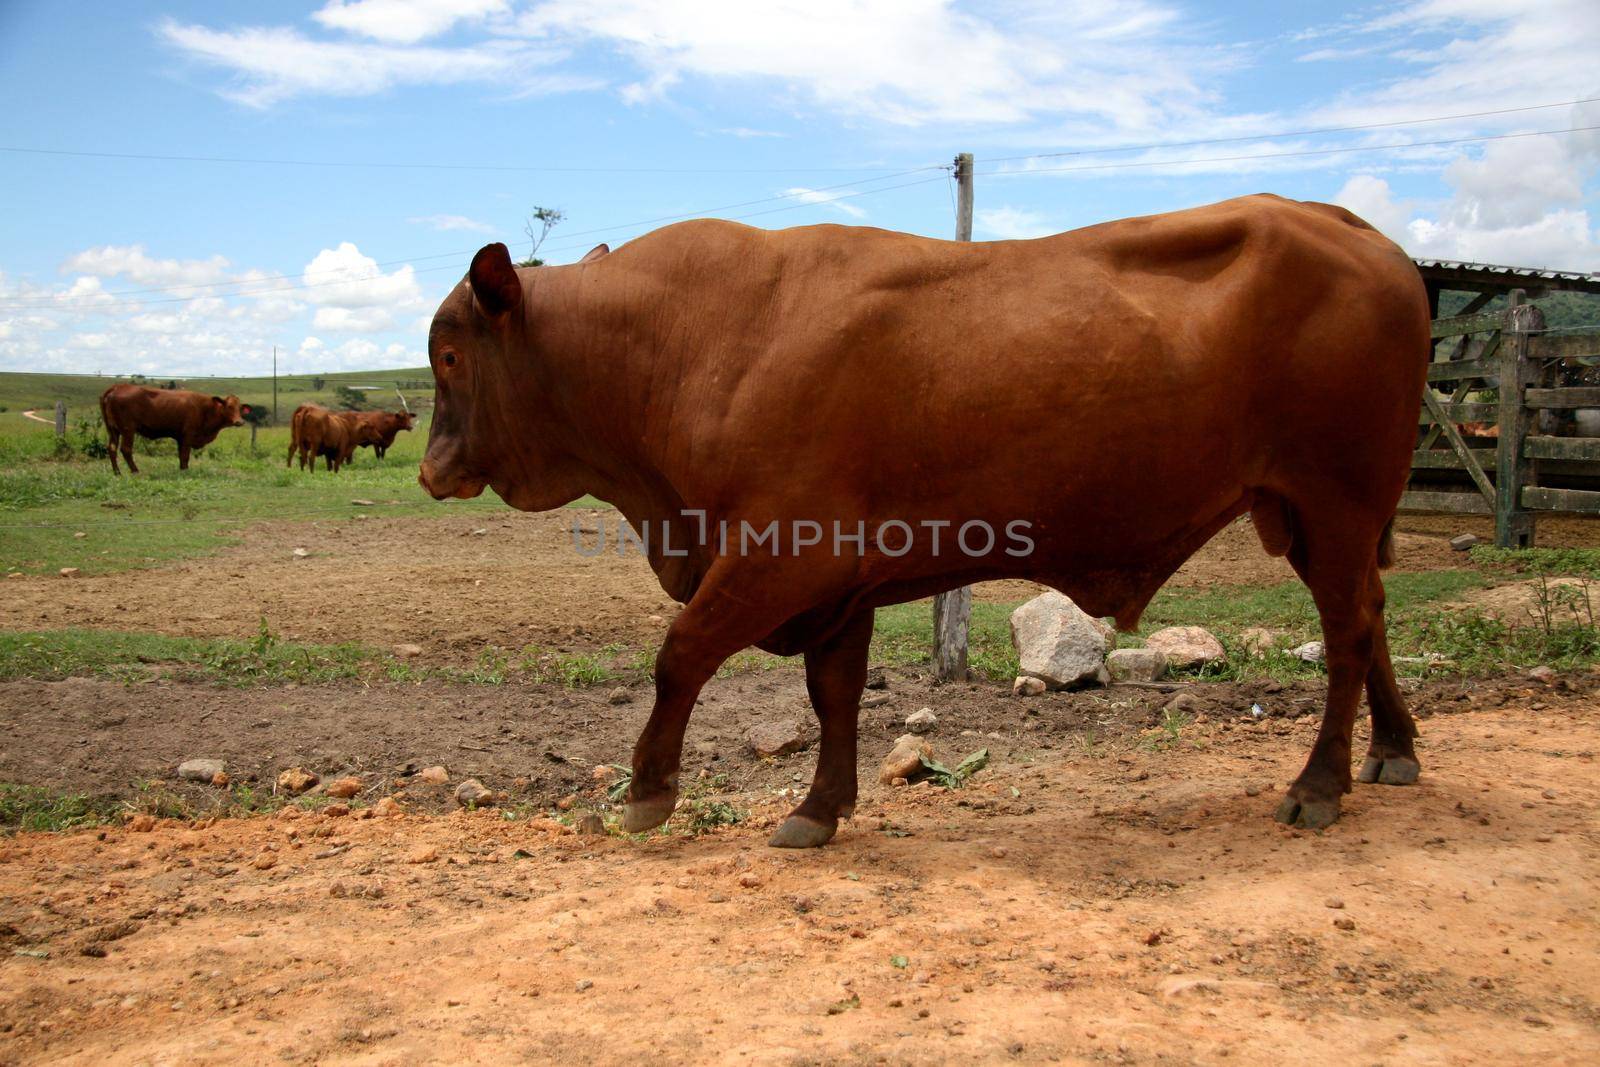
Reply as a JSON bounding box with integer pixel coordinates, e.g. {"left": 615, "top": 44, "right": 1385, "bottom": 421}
{"left": 1402, "top": 287, "right": 1600, "bottom": 546}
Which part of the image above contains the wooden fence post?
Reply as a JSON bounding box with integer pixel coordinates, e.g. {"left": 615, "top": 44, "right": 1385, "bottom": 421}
{"left": 53, "top": 401, "right": 66, "bottom": 438}
{"left": 932, "top": 152, "right": 975, "bottom": 682}
{"left": 1494, "top": 289, "right": 1539, "bottom": 548}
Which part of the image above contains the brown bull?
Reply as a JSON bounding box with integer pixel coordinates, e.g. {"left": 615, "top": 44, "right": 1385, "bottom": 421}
{"left": 99, "top": 384, "right": 246, "bottom": 475}
{"left": 287, "top": 403, "right": 359, "bottom": 472}
{"left": 349, "top": 409, "right": 417, "bottom": 459}
{"left": 419, "top": 194, "right": 1430, "bottom": 847}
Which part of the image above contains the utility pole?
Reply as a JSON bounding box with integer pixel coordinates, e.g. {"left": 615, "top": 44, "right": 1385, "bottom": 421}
{"left": 272, "top": 345, "right": 278, "bottom": 426}
{"left": 932, "top": 152, "right": 975, "bottom": 683}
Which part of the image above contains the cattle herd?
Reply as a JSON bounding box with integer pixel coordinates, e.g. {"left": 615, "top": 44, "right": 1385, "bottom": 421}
{"left": 95, "top": 383, "right": 414, "bottom": 475}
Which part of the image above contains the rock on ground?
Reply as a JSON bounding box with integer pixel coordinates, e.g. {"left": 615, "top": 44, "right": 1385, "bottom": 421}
{"left": 1143, "top": 626, "right": 1225, "bottom": 671}
{"left": 418, "top": 766, "right": 449, "bottom": 784}
{"left": 454, "top": 779, "right": 494, "bottom": 808}
{"left": 1009, "top": 592, "right": 1112, "bottom": 690}
{"left": 1239, "top": 627, "right": 1280, "bottom": 657}
{"left": 905, "top": 708, "right": 938, "bottom": 734}
{"left": 323, "top": 777, "right": 361, "bottom": 799}
{"left": 276, "top": 768, "right": 318, "bottom": 795}
{"left": 878, "top": 734, "right": 932, "bottom": 785}
{"left": 176, "top": 758, "right": 224, "bottom": 783}
{"left": 1292, "top": 641, "right": 1325, "bottom": 664}
{"left": 1011, "top": 676, "right": 1047, "bottom": 698}
{"left": 1105, "top": 648, "right": 1167, "bottom": 683}
{"left": 392, "top": 643, "right": 423, "bottom": 659}
{"left": 574, "top": 812, "right": 607, "bottom": 836}
{"left": 745, "top": 720, "right": 808, "bottom": 758}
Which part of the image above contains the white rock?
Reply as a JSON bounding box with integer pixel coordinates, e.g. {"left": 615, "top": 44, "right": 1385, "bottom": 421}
{"left": 292, "top": 548, "right": 309, "bottom": 559}
{"left": 1012, "top": 676, "right": 1047, "bottom": 697}
{"left": 1105, "top": 648, "right": 1168, "bottom": 683}
{"left": 905, "top": 708, "right": 938, "bottom": 734}
{"left": 1292, "top": 641, "right": 1325, "bottom": 664}
{"left": 1238, "top": 627, "right": 1280, "bottom": 657}
{"left": 1144, "top": 626, "right": 1225, "bottom": 670}
{"left": 177, "top": 758, "right": 224, "bottom": 782}
{"left": 1008, "top": 592, "right": 1112, "bottom": 690}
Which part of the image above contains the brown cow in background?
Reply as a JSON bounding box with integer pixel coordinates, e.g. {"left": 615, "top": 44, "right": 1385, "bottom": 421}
{"left": 287, "top": 403, "right": 359, "bottom": 472}
{"left": 350, "top": 409, "right": 416, "bottom": 459}
{"left": 99, "top": 384, "right": 246, "bottom": 475}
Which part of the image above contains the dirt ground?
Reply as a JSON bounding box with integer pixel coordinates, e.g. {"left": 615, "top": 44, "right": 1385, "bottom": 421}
{"left": 0, "top": 671, "right": 1596, "bottom": 1065}
{"left": 5, "top": 509, "right": 1596, "bottom": 659}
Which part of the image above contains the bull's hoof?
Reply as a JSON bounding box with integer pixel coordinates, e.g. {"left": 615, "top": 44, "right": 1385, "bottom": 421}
{"left": 767, "top": 815, "right": 838, "bottom": 849}
{"left": 621, "top": 793, "right": 676, "bottom": 834}
{"left": 1357, "top": 755, "right": 1420, "bottom": 786}
{"left": 1273, "top": 794, "right": 1341, "bottom": 830}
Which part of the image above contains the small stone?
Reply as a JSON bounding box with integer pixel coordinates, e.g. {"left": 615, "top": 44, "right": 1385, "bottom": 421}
{"left": 73, "top": 531, "right": 87, "bottom": 539}
{"left": 1143, "top": 626, "right": 1225, "bottom": 670}
{"left": 211, "top": 772, "right": 230, "bottom": 787}
{"left": 351, "top": 499, "right": 375, "bottom": 506}
{"left": 864, "top": 666, "right": 888, "bottom": 690}
{"left": 407, "top": 846, "right": 439, "bottom": 864}
{"left": 591, "top": 764, "right": 619, "bottom": 785}
{"left": 58, "top": 567, "right": 80, "bottom": 578}
{"left": 737, "top": 872, "right": 762, "bottom": 888}
{"left": 1105, "top": 647, "right": 1168, "bottom": 683}
{"left": 276, "top": 768, "right": 319, "bottom": 795}
{"left": 1449, "top": 533, "right": 1482, "bottom": 552}
{"left": 291, "top": 548, "right": 309, "bottom": 559}
{"left": 1526, "top": 666, "right": 1555, "bottom": 684}
{"left": 1292, "top": 641, "right": 1325, "bottom": 664}
{"left": 905, "top": 708, "right": 938, "bottom": 734}
{"left": 557, "top": 794, "right": 578, "bottom": 811}
{"left": 373, "top": 796, "right": 404, "bottom": 818}
{"left": 574, "top": 812, "right": 606, "bottom": 836}
{"left": 575, "top": 979, "right": 594, "bottom": 992}
{"left": 606, "top": 686, "right": 633, "bottom": 705}
{"left": 323, "top": 803, "right": 349, "bottom": 817}
{"left": 1325, "top": 897, "right": 1345, "bottom": 910}
{"left": 1011, "top": 676, "right": 1047, "bottom": 698}
{"left": 1164, "top": 691, "right": 1205, "bottom": 716}
{"left": 471, "top": 528, "right": 487, "bottom": 537}
{"left": 177, "top": 758, "right": 224, "bottom": 783}
{"left": 251, "top": 853, "right": 278, "bottom": 871}
{"left": 418, "top": 766, "right": 448, "bottom": 784}
{"left": 324, "top": 777, "right": 361, "bottom": 799}
{"left": 1239, "top": 628, "right": 1280, "bottom": 657}
{"left": 1333, "top": 917, "right": 1356, "bottom": 931}
{"left": 746, "top": 719, "right": 808, "bottom": 758}
{"left": 125, "top": 813, "right": 157, "bottom": 833}
{"left": 454, "top": 779, "right": 494, "bottom": 808}
{"left": 878, "top": 734, "right": 932, "bottom": 785}
{"left": 392, "top": 643, "right": 423, "bottom": 659}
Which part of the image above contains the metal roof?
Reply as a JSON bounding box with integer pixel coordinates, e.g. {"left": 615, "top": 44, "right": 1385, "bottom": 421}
{"left": 1414, "top": 258, "right": 1600, "bottom": 295}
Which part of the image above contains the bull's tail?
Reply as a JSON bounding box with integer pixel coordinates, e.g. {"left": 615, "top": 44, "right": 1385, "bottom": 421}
{"left": 98, "top": 391, "right": 116, "bottom": 443}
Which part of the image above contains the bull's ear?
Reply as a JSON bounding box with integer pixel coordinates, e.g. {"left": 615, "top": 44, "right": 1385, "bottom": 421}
{"left": 469, "top": 243, "right": 522, "bottom": 317}
{"left": 240, "top": 404, "right": 252, "bottom": 415}
{"left": 211, "top": 395, "right": 225, "bottom": 405}
{"left": 579, "top": 243, "right": 610, "bottom": 263}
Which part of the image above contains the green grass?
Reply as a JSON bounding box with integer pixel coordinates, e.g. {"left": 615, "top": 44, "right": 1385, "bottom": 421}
{"left": 0, "top": 784, "right": 121, "bottom": 833}
{"left": 1469, "top": 545, "right": 1600, "bottom": 579}
{"left": 0, "top": 368, "right": 607, "bottom": 575}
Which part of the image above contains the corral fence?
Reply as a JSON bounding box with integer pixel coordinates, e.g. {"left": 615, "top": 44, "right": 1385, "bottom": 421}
{"left": 1403, "top": 260, "right": 1600, "bottom": 547}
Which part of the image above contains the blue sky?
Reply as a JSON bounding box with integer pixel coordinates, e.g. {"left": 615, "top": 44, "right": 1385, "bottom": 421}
{"left": 1, "top": 0, "right": 1597, "bottom": 378}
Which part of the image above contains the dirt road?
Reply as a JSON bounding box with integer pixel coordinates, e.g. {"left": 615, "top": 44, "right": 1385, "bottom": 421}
{"left": 1, "top": 679, "right": 1595, "bottom": 1065}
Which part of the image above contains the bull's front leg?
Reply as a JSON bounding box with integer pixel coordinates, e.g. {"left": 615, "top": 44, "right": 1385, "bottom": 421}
{"left": 769, "top": 607, "right": 874, "bottom": 849}
{"left": 178, "top": 443, "right": 192, "bottom": 470}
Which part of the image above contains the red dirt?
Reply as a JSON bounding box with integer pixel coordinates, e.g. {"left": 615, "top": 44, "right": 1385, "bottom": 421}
{"left": 1, "top": 678, "right": 1596, "bottom": 1064}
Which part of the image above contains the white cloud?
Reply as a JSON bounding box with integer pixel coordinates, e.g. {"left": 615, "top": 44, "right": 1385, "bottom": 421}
{"left": 408, "top": 213, "right": 496, "bottom": 234}
{"left": 313, "top": 306, "right": 396, "bottom": 332}
{"left": 783, "top": 187, "right": 866, "bottom": 219}
{"left": 158, "top": 20, "right": 575, "bottom": 107}
{"left": 302, "top": 242, "right": 422, "bottom": 309}
{"left": 515, "top": 0, "right": 1208, "bottom": 128}
{"left": 312, "top": 0, "right": 508, "bottom": 44}
{"left": 61, "top": 245, "right": 231, "bottom": 288}
{"left": 1332, "top": 174, "right": 1414, "bottom": 242}
{"left": 975, "top": 206, "right": 1055, "bottom": 240}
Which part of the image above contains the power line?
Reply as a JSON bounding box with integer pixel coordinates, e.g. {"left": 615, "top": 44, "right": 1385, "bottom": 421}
{"left": 0, "top": 144, "right": 934, "bottom": 175}
{"left": 978, "top": 124, "right": 1600, "bottom": 178}
{"left": 976, "top": 95, "right": 1600, "bottom": 166}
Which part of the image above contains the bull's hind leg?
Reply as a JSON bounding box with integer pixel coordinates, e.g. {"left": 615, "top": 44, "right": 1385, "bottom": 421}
{"left": 770, "top": 608, "right": 874, "bottom": 849}
{"left": 1358, "top": 591, "right": 1422, "bottom": 786}
{"left": 119, "top": 431, "right": 139, "bottom": 475}
{"left": 1275, "top": 519, "right": 1384, "bottom": 830}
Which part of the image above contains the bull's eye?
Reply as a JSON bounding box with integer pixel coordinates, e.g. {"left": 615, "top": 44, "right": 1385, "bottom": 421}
{"left": 443, "top": 352, "right": 457, "bottom": 368}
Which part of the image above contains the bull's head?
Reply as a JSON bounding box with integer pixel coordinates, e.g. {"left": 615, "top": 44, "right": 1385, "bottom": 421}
{"left": 418, "top": 243, "right": 593, "bottom": 511}
{"left": 214, "top": 396, "right": 246, "bottom": 427}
